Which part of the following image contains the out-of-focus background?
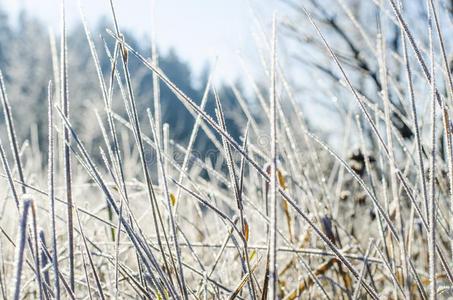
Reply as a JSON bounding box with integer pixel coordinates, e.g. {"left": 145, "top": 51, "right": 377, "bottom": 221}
{"left": 0, "top": 0, "right": 449, "bottom": 154}
{"left": 3, "top": 0, "right": 284, "bottom": 82}
{"left": 0, "top": 0, "right": 451, "bottom": 156}
{"left": 0, "top": 0, "right": 290, "bottom": 156}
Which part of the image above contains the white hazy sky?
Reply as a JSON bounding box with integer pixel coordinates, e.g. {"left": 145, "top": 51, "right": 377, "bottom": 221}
{"left": 3, "top": 0, "right": 286, "bottom": 82}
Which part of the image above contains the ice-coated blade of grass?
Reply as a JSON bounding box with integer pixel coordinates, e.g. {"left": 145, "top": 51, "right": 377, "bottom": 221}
{"left": 29, "top": 201, "right": 44, "bottom": 300}
{"left": 269, "top": 13, "right": 278, "bottom": 300}
{"left": 150, "top": 0, "right": 162, "bottom": 177}
{"left": 48, "top": 80, "right": 61, "bottom": 300}
{"left": 38, "top": 230, "right": 51, "bottom": 299}
{"left": 12, "top": 198, "right": 31, "bottom": 300}
{"left": 0, "top": 71, "right": 26, "bottom": 195}
{"left": 79, "top": 246, "right": 94, "bottom": 300}
{"left": 427, "top": 3, "right": 437, "bottom": 298}
{"left": 0, "top": 137, "right": 20, "bottom": 208}
{"left": 59, "top": 0, "right": 74, "bottom": 292}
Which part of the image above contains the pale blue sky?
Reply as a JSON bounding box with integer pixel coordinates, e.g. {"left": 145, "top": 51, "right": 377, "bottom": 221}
{"left": 3, "top": 0, "right": 286, "bottom": 82}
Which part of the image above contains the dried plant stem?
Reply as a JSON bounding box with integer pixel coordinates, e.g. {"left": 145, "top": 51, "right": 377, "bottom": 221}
{"left": 48, "top": 80, "right": 61, "bottom": 300}
{"left": 59, "top": 0, "right": 74, "bottom": 292}
{"left": 269, "top": 13, "right": 279, "bottom": 300}
{"left": 12, "top": 199, "right": 32, "bottom": 300}
{"left": 0, "top": 71, "right": 26, "bottom": 194}
{"left": 427, "top": 2, "right": 437, "bottom": 298}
